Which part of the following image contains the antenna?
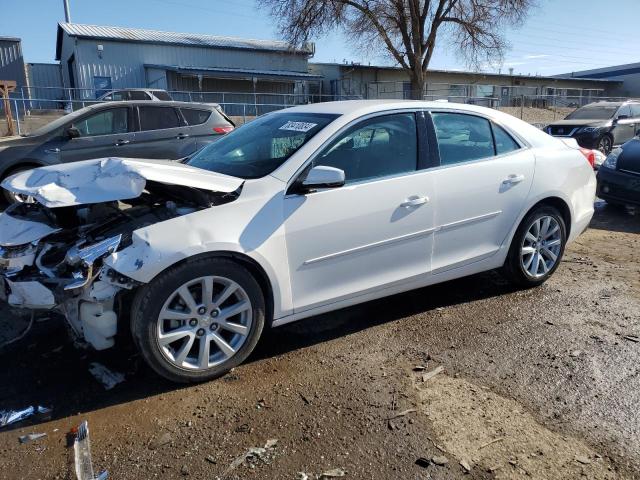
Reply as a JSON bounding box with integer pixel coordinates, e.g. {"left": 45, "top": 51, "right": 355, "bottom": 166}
{"left": 63, "top": 0, "right": 71, "bottom": 22}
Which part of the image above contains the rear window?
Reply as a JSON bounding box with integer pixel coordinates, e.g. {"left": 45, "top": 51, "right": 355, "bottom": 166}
{"left": 139, "top": 106, "right": 183, "bottom": 130}
{"left": 181, "top": 108, "right": 212, "bottom": 126}
{"left": 152, "top": 90, "right": 173, "bottom": 101}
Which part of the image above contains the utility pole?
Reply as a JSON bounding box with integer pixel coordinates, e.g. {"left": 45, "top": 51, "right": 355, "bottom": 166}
{"left": 63, "top": 0, "right": 71, "bottom": 22}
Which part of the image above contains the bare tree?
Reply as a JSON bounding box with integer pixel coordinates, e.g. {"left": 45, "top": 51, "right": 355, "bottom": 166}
{"left": 258, "top": 0, "right": 536, "bottom": 99}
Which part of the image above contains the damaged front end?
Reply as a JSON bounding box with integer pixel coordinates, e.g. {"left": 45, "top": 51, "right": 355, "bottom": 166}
{"left": 0, "top": 158, "right": 243, "bottom": 350}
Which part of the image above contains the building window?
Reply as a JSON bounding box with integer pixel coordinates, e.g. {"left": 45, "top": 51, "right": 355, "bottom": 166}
{"left": 93, "top": 76, "right": 112, "bottom": 99}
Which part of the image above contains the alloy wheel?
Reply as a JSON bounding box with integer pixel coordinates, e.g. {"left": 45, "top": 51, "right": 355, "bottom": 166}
{"left": 597, "top": 136, "right": 612, "bottom": 155}
{"left": 520, "top": 216, "right": 562, "bottom": 278}
{"left": 156, "top": 276, "right": 253, "bottom": 370}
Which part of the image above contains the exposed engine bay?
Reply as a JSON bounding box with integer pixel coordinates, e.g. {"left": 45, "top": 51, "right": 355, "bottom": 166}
{"left": 0, "top": 179, "right": 239, "bottom": 350}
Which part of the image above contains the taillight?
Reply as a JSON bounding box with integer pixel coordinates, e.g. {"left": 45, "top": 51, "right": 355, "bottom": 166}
{"left": 578, "top": 148, "right": 595, "bottom": 168}
{"left": 213, "top": 126, "right": 234, "bottom": 134}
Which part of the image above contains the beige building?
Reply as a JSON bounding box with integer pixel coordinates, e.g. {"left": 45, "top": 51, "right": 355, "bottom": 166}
{"left": 309, "top": 62, "right": 622, "bottom": 107}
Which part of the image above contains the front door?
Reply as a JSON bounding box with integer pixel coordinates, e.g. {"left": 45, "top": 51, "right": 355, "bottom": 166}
{"left": 284, "top": 112, "right": 435, "bottom": 313}
{"left": 60, "top": 106, "right": 136, "bottom": 163}
{"left": 428, "top": 111, "right": 535, "bottom": 273}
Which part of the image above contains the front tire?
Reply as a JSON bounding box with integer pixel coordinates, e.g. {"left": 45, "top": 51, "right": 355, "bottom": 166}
{"left": 502, "top": 206, "right": 567, "bottom": 288}
{"left": 597, "top": 135, "right": 613, "bottom": 155}
{"left": 131, "top": 257, "right": 265, "bottom": 383}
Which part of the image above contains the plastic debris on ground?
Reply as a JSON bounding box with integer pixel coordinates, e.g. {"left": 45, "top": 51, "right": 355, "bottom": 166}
{"left": 73, "top": 420, "right": 108, "bottom": 480}
{"left": 19, "top": 432, "right": 47, "bottom": 444}
{"left": 88, "top": 362, "right": 125, "bottom": 390}
{"left": 0, "top": 405, "right": 52, "bottom": 427}
{"left": 221, "top": 439, "right": 278, "bottom": 478}
{"left": 320, "top": 468, "right": 346, "bottom": 478}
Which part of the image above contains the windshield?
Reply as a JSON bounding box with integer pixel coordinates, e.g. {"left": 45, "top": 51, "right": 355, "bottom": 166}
{"left": 565, "top": 105, "right": 619, "bottom": 120}
{"left": 26, "top": 108, "right": 86, "bottom": 137}
{"left": 187, "top": 112, "right": 339, "bottom": 179}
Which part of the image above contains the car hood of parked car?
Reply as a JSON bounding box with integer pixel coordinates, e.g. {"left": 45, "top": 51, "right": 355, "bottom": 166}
{"left": 547, "top": 119, "right": 610, "bottom": 127}
{"left": 0, "top": 157, "right": 244, "bottom": 208}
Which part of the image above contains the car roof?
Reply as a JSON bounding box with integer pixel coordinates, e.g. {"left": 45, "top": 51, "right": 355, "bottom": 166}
{"left": 109, "top": 88, "right": 167, "bottom": 92}
{"left": 280, "top": 99, "right": 521, "bottom": 118}
{"left": 83, "top": 100, "right": 217, "bottom": 110}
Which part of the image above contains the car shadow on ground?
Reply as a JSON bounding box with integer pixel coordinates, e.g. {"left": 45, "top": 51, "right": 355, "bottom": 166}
{"left": 589, "top": 201, "right": 639, "bottom": 234}
{"left": 0, "top": 269, "right": 518, "bottom": 432}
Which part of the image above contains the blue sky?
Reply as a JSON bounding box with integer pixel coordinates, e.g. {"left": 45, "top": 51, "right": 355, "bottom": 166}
{"left": 1, "top": 0, "right": 638, "bottom": 75}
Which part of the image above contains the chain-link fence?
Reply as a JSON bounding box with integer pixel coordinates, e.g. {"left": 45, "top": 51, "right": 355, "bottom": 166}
{"left": 0, "top": 85, "right": 634, "bottom": 136}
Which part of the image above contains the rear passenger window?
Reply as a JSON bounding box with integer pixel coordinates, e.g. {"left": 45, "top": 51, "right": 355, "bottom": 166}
{"left": 432, "top": 113, "right": 494, "bottom": 165}
{"left": 631, "top": 104, "right": 640, "bottom": 119}
{"left": 492, "top": 124, "right": 520, "bottom": 155}
{"left": 153, "top": 90, "right": 173, "bottom": 101}
{"left": 129, "top": 90, "right": 151, "bottom": 100}
{"left": 315, "top": 113, "right": 417, "bottom": 184}
{"left": 111, "top": 91, "right": 128, "bottom": 101}
{"left": 139, "top": 107, "right": 182, "bottom": 130}
{"left": 181, "top": 108, "right": 211, "bottom": 126}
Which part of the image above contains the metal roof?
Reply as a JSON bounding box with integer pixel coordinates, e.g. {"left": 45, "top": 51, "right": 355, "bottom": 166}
{"left": 0, "top": 36, "right": 21, "bottom": 43}
{"left": 146, "top": 64, "right": 322, "bottom": 81}
{"left": 56, "top": 22, "right": 312, "bottom": 60}
{"left": 310, "top": 62, "right": 622, "bottom": 84}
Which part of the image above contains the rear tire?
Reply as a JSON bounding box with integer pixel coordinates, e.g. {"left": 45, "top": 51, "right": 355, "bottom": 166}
{"left": 502, "top": 206, "right": 567, "bottom": 288}
{"left": 131, "top": 257, "right": 265, "bottom": 383}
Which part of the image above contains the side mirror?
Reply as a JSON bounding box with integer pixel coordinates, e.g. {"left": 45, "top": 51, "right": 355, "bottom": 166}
{"left": 300, "top": 166, "right": 345, "bottom": 192}
{"left": 66, "top": 127, "right": 81, "bottom": 139}
{"left": 615, "top": 114, "right": 629, "bottom": 122}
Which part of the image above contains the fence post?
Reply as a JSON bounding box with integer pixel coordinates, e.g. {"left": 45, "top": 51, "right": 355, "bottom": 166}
{"left": 13, "top": 99, "right": 21, "bottom": 136}
{"left": 520, "top": 94, "right": 524, "bottom": 120}
{"left": 243, "top": 103, "right": 246, "bottom": 125}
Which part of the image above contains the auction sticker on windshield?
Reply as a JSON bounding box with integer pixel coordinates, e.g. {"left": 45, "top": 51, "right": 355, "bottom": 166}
{"left": 279, "top": 121, "right": 317, "bottom": 132}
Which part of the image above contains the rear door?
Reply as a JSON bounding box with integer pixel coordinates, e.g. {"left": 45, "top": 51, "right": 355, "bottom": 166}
{"left": 59, "top": 106, "right": 137, "bottom": 163}
{"left": 128, "top": 105, "right": 196, "bottom": 159}
{"left": 427, "top": 111, "right": 535, "bottom": 273}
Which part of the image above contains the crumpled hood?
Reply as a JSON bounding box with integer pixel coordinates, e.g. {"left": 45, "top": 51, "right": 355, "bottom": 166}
{"left": 1, "top": 157, "right": 244, "bottom": 208}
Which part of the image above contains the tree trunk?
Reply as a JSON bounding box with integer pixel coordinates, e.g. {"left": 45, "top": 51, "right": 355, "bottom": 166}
{"left": 409, "top": 71, "right": 425, "bottom": 100}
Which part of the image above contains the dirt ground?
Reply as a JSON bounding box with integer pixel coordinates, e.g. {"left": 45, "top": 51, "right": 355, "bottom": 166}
{"left": 0, "top": 202, "right": 638, "bottom": 480}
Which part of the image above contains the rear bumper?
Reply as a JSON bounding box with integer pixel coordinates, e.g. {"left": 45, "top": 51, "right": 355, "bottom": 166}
{"left": 597, "top": 167, "right": 640, "bottom": 206}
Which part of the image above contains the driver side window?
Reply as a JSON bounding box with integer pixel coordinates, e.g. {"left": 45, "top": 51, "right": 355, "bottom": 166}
{"left": 74, "top": 108, "right": 128, "bottom": 137}
{"left": 314, "top": 113, "right": 418, "bottom": 184}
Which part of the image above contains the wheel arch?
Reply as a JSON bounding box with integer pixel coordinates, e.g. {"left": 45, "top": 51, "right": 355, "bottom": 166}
{"left": 133, "top": 250, "right": 276, "bottom": 327}
{"left": 526, "top": 196, "right": 572, "bottom": 239}
{"left": 0, "top": 159, "right": 45, "bottom": 181}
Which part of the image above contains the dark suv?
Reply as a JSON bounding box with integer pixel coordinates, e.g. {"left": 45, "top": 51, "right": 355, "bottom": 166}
{"left": 545, "top": 101, "right": 640, "bottom": 154}
{"left": 0, "top": 101, "right": 234, "bottom": 204}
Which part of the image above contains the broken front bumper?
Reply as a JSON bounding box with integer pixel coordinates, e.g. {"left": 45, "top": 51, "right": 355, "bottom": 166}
{"left": 0, "top": 277, "right": 56, "bottom": 309}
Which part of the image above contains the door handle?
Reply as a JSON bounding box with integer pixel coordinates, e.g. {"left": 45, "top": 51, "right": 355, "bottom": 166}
{"left": 44, "top": 148, "right": 60, "bottom": 154}
{"left": 502, "top": 174, "right": 525, "bottom": 185}
{"left": 114, "top": 139, "right": 130, "bottom": 146}
{"left": 176, "top": 133, "right": 190, "bottom": 139}
{"left": 400, "top": 195, "right": 429, "bottom": 208}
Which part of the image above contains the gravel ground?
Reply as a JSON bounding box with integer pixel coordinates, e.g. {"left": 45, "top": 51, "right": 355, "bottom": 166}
{"left": 0, "top": 202, "right": 638, "bottom": 480}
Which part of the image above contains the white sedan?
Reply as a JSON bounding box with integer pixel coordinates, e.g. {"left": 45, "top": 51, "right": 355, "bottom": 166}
{"left": 0, "top": 100, "right": 596, "bottom": 382}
